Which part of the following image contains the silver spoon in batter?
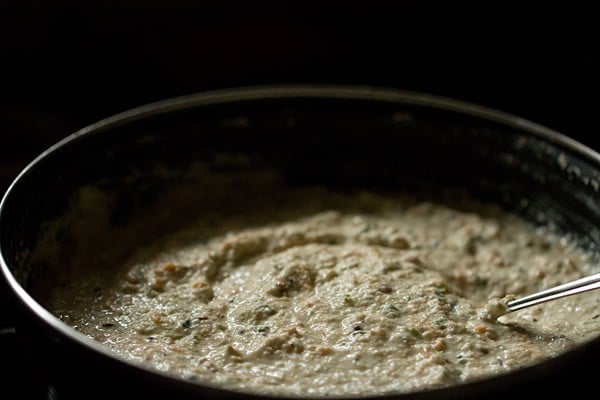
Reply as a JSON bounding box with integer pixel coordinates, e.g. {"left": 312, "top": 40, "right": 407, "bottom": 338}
{"left": 504, "top": 271, "right": 600, "bottom": 314}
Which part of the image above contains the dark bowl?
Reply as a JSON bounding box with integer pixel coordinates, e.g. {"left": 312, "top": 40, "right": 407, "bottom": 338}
{"left": 1, "top": 85, "right": 599, "bottom": 400}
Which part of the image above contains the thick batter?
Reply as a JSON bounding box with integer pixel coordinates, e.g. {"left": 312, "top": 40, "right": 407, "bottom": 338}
{"left": 46, "top": 188, "right": 600, "bottom": 396}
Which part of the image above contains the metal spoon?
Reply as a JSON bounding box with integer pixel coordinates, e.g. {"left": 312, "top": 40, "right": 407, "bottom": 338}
{"left": 505, "top": 271, "right": 600, "bottom": 313}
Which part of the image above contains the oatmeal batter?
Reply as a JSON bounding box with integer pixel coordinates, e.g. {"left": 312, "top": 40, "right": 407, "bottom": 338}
{"left": 46, "top": 188, "right": 600, "bottom": 396}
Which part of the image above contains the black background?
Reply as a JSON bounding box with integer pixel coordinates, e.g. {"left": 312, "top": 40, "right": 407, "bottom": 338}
{"left": 0, "top": 1, "right": 599, "bottom": 396}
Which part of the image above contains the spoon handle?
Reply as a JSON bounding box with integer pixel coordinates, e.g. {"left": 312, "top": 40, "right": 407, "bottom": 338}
{"left": 506, "top": 272, "right": 600, "bottom": 312}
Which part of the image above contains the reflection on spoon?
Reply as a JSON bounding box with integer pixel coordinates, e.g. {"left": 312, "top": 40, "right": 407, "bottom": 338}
{"left": 505, "top": 271, "right": 600, "bottom": 313}
{"left": 480, "top": 272, "right": 600, "bottom": 321}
